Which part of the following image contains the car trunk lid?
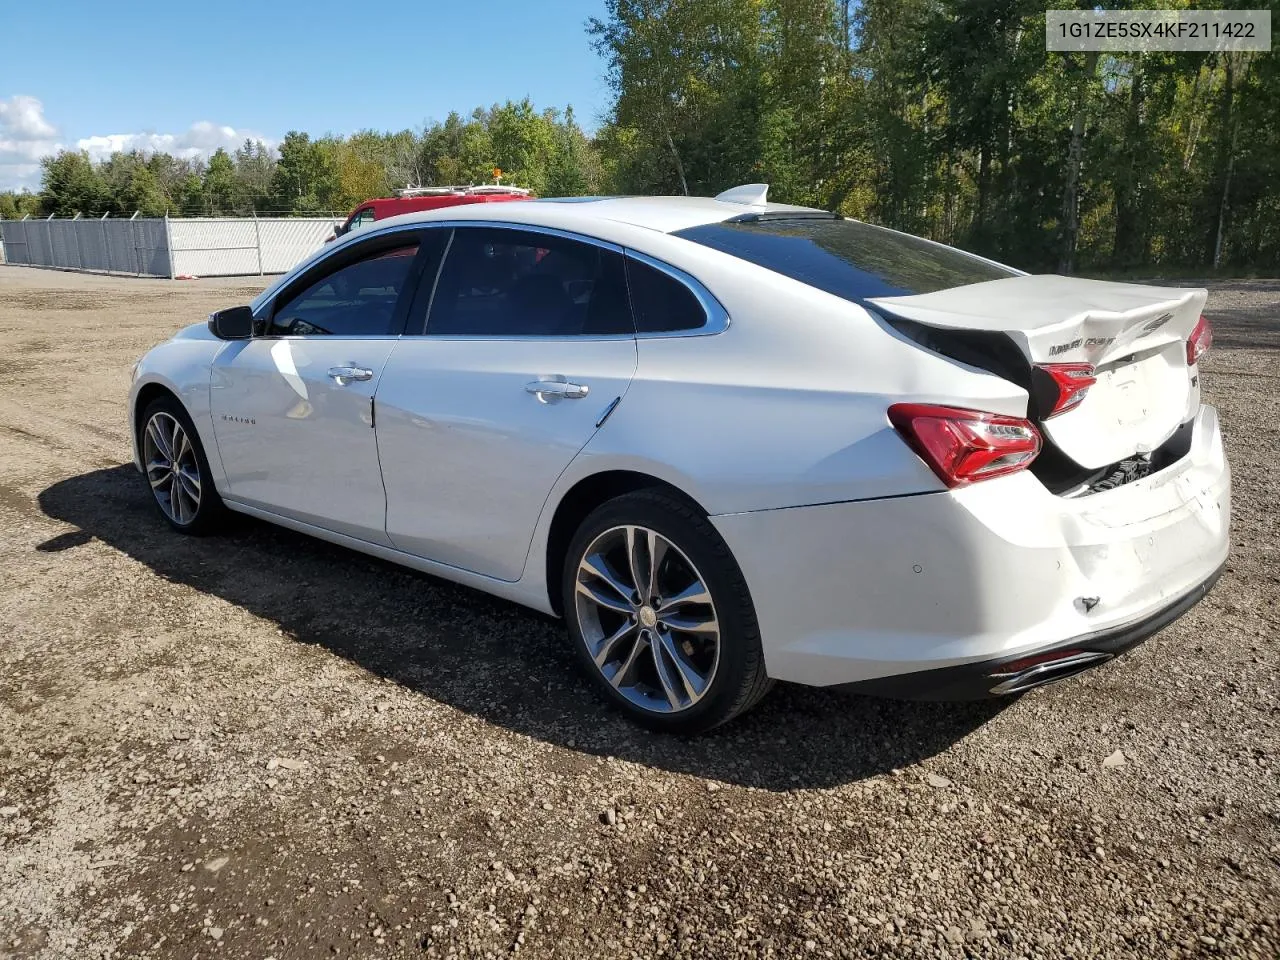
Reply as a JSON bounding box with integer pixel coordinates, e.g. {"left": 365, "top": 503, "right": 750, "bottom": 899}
{"left": 870, "top": 274, "right": 1206, "bottom": 470}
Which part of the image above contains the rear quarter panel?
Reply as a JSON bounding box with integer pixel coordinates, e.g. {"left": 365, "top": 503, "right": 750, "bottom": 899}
{"left": 568, "top": 240, "right": 1030, "bottom": 515}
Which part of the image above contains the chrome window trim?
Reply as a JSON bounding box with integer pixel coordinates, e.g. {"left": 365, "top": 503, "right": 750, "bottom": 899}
{"left": 623, "top": 249, "right": 730, "bottom": 338}
{"left": 253, "top": 334, "right": 404, "bottom": 342}
{"left": 420, "top": 220, "right": 625, "bottom": 254}
{"left": 256, "top": 219, "right": 731, "bottom": 341}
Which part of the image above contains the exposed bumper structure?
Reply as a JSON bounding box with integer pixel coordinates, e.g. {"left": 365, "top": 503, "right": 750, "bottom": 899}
{"left": 711, "top": 404, "right": 1230, "bottom": 693}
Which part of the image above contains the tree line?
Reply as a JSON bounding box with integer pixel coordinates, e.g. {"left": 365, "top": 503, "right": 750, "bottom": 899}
{"left": 1, "top": 100, "right": 600, "bottom": 221}
{"left": 5, "top": 0, "right": 1278, "bottom": 275}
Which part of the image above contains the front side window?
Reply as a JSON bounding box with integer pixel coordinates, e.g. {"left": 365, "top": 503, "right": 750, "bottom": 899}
{"left": 673, "top": 216, "right": 1017, "bottom": 302}
{"left": 350, "top": 208, "right": 376, "bottom": 233}
{"left": 269, "top": 243, "right": 419, "bottom": 337}
{"left": 423, "top": 227, "right": 632, "bottom": 337}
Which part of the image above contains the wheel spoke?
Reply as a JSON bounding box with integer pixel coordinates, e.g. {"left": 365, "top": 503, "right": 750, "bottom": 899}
{"left": 610, "top": 630, "right": 650, "bottom": 689}
{"left": 656, "top": 579, "right": 712, "bottom": 616}
{"left": 171, "top": 482, "right": 187, "bottom": 523}
{"left": 656, "top": 631, "right": 707, "bottom": 704}
{"left": 176, "top": 466, "right": 201, "bottom": 501}
{"left": 148, "top": 468, "right": 173, "bottom": 490}
{"left": 146, "top": 419, "right": 172, "bottom": 461}
{"left": 647, "top": 533, "right": 669, "bottom": 601}
{"left": 173, "top": 426, "right": 190, "bottom": 465}
{"left": 624, "top": 526, "right": 649, "bottom": 602}
{"left": 579, "top": 553, "right": 634, "bottom": 606}
{"left": 660, "top": 609, "right": 719, "bottom": 635}
{"left": 592, "top": 619, "right": 637, "bottom": 668}
{"left": 576, "top": 577, "right": 633, "bottom": 616}
{"left": 650, "top": 632, "right": 684, "bottom": 708}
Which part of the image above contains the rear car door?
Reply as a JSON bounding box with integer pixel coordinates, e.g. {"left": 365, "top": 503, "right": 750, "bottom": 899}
{"left": 375, "top": 225, "right": 638, "bottom": 580}
{"left": 210, "top": 230, "right": 440, "bottom": 543}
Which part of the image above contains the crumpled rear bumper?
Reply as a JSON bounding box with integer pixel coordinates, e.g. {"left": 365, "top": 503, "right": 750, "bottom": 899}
{"left": 710, "top": 404, "right": 1230, "bottom": 691}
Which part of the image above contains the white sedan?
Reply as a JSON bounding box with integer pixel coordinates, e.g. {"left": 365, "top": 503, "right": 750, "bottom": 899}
{"left": 128, "top": 185, "right": 1230, "bottom": 733}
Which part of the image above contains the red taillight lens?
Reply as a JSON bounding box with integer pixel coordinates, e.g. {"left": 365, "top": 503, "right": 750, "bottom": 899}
{"left": 888, "top": 403, "right": 1043, "bottom": 488}
{"left": 1036, "top": 362, "right": 1097, "bottom": 418}
{"left": 1187, "top": 314, "right": 1213, "bottom": 366}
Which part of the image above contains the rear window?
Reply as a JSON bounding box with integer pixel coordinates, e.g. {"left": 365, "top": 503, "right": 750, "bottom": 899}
{"left": 673, "top": 217, "right": 1016, "bottom": 301}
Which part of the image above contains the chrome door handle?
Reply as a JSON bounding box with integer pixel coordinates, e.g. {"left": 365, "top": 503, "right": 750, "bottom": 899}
{"left": 526, "top": 379, "right": 589, "bottom": 401}
{"left": 328, "top": 365, "right": 374, "bottom": 384}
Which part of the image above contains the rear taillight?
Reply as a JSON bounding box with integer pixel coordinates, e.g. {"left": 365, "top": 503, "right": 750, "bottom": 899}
{"left": 888, "top": 403, "right": 1042, "bottom": 487}
{"left": 1187, "top": 314, "right": 1213, "bottom": 366}
{"left": 1036, "top": 362, "right": 1097, "bottom": 418}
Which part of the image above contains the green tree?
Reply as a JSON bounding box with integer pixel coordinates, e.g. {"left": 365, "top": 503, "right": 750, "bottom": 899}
{"left": 40, "top": 151, "right": 106, "bottom": 216}
{"left": 126, "top": 165, "right": 169, "bottom": 216}
{"left": 233, "top": 139, "right": 275, "bottom": 214}
{"left": 270, "top": 131, "right": 340, "bottom": 213}
{"left": 203, "top": 148, "right": 236, "bottom": 215}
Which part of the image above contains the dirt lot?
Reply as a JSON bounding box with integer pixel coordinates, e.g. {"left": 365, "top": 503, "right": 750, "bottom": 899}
{"left": 0, "top": 266, "right": 1276, "bottom": 960}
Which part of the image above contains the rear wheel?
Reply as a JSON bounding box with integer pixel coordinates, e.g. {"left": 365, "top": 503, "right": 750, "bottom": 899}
{"left": 139, "top": 396, "right": 224, "bottom": 534}
{"left": 563, "top": 490, "right": 772, "bottom": 733}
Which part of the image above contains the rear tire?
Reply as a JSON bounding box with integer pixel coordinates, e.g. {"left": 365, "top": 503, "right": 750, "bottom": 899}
{"left": 138, "top": 396, "right": 225, "bottom": 535}
{"left": 562, "top": 489, "right": 773, "bottom": 734}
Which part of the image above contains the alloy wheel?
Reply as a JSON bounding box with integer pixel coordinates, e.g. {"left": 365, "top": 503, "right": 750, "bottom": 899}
{"left": 143, "top": 411, "right": 202, "bottom": 525}
{"left": 574, "top": 524, "right": 720, "bottom": 714}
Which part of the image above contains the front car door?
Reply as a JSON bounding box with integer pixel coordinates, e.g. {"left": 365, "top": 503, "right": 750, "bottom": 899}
{"left": 375, "top": 225, "right": 638, "bottom": 580}
{"left": 209, "top": 230, "right": 439, "bottom": 544}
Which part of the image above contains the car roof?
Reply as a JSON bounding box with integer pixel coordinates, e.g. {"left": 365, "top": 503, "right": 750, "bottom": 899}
{"left": 252, "top": 187, "right": 821, "bottom": 312}
{"left": 368, "top": 191, "right": 823, "bottom": 236}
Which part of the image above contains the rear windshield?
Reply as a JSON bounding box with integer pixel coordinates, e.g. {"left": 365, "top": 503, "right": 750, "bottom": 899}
{"left": 672, "top": 217, "right": 1017, "bottom": 301}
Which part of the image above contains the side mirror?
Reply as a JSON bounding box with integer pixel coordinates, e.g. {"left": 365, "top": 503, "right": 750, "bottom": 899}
{"left": 208, "top": 305, "right": 255, "bottom": 340}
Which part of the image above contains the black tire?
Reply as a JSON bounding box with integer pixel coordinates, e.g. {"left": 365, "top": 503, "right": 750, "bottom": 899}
{"left": 138, "top": 395, "right": 225, "bottom": 535}
{"left": 562, "top": 489, "right": 773, "bottom": 734}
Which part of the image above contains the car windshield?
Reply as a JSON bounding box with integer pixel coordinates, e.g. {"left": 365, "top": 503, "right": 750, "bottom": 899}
{"left": 673, "top": 216, "right": 1018, "bottom": 301}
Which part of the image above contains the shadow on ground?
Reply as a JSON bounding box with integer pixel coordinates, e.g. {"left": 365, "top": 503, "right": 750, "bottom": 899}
{"left": 39, "top": 465, "right": 1004, "bottom": 791}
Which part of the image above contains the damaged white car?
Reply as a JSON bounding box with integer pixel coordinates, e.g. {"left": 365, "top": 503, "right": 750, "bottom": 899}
{"left": 128, "top": 185, "right": 1229, "bottom": 732}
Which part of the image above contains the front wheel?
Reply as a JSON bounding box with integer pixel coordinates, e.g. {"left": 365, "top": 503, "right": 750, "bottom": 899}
{"left": 563, "top": 490, "right": 772, "bottom": 734}
{"left": 139, "top": 396, "right": 224, "bottom": 535}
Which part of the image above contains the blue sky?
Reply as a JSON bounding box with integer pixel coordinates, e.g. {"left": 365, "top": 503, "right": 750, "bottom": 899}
{"left": 0, "top": 0, "right": 612, "bottom": 190}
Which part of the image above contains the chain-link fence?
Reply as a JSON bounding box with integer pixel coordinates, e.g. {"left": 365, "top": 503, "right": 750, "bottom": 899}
{"left": 0, "top": 215, "right": 342, "bottom": 278}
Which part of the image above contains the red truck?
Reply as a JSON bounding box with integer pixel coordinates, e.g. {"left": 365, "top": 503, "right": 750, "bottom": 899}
{"left": 328, "top": 185, "right": 532, "bottom": 242}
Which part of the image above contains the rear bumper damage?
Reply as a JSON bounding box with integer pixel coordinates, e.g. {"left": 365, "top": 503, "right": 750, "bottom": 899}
{"left": 711, "top": 404, "right": 1230, "bottom": 694}
{"left": 834, "top": 561, "right": 1224, "bottom": 700}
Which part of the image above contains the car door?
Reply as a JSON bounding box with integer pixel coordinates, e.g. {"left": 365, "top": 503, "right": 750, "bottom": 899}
{"left": 209, "top": 231, "right": 439, "bottom": 544}
{"left": 375, "top": 224, "right": 638, "bottom": 581}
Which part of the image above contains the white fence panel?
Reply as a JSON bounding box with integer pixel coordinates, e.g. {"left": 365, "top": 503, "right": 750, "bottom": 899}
{"left": 168, "top": 219, "right": 257, "bottom": 277}
{"left": 258, "top": 219, "right": 339, "bottom": 273}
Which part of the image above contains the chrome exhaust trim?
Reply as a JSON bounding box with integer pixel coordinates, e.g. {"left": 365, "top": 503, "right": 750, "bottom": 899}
{"left": 988, "top": 651, "right": 1114, "bottom": 696}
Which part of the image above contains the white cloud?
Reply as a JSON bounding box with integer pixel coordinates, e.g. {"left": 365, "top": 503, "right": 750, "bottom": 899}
{"left": 0, "top": 96, "right": 273, "bottom": 191}
{"left": 0, "top": 95, "right": 64, "bottom": 191}
{"left": 77, "top": 121, "right": 273, "bottom": 164}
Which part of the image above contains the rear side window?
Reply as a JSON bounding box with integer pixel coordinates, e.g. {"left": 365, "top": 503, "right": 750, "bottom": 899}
{"left": 270, "top": 244, "right": 419, "bottom": 337}
{"left": 673, "top": 217, "right": 1016, "bottom": 301}
{"left": 625, "top": 257, "right": 708, "bottom": 333}
{"left": 424, "top": 227, "right": 632, "bottom": 337}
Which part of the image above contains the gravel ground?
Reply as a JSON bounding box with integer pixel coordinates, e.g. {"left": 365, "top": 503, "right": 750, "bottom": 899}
{"left": 0, "top": 266, "right": 1276, "bottom": 960}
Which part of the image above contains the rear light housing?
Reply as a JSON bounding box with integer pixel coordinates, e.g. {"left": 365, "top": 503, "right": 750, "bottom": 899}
{"left": 1035, "top": 362, "right": 1097, "bottom": 418}
{"left": 888, "top": 403, "right": 1043, "bottom": 488}
{"left": 1187, "top": 314, "right": 1213, "bottom": 366}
